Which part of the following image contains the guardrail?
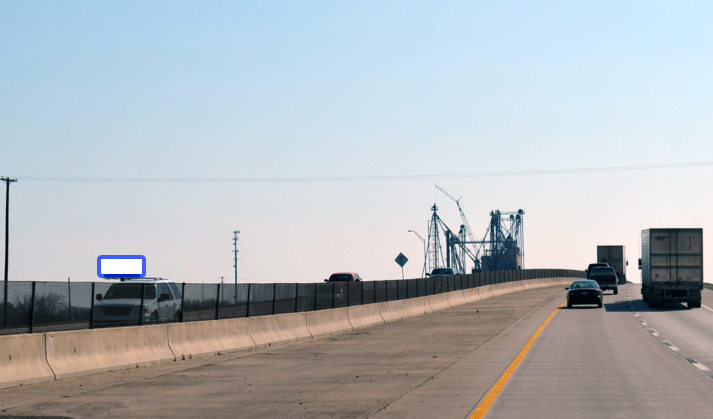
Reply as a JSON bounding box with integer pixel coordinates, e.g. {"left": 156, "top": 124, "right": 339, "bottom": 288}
{"left": 0, "top": 269, "right": 585, "bottom": 336}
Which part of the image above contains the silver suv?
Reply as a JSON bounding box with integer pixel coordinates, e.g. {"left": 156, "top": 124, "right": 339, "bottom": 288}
{"left": 94, "top": 278, "right": 183, "bottom": 325}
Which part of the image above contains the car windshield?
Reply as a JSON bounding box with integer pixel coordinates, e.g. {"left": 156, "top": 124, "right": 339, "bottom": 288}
{"left": 329, "top": 274, "right": 353, "bottom": 281}
{"left": 571, "top": 281, "right": 598, "bottom": 289}
{"left": 104, "top": 283, "right": 156, "bottom": 299}
{"left": 590, "top": 267, "right": 615, "bottom": 276}
{"left": 431, "top": 269, "right": 453, "bottom": 275}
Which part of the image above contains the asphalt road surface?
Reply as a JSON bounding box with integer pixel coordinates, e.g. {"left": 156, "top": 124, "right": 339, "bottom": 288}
{"left": 2, "top": 284, "right": 713, "bottom": 419}
{"left": 484, "top": 284, "right": 713, "bottom": 419}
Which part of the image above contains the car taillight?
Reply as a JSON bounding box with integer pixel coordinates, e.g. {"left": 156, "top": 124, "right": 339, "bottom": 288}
{"left": 595, "top": 290, "right": 602, "bottom": 294}
{"left": 569, "top": 291, "right": 575, "bottom": 295}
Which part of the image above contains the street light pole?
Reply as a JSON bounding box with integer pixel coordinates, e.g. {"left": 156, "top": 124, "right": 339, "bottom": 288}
{"left": 2, "top": 177, "right": 17, "bottom": 329}
{"left": 408, "top": 230, "right": 427, "bottom": 278}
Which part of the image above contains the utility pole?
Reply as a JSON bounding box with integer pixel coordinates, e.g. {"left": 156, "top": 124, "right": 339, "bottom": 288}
{"left": 2, "top": 177, "right": 17, "bottom": 329}
{"left": 233, "top": 231, "right": 240, "bottom": 303}
{"left": 233, "top": 231, "right": 240, "bottom": 284}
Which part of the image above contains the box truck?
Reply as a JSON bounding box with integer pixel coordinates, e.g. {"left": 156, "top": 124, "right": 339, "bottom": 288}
{"left": 597, "top": 246, "right": 627, "bottom": 285}
{"left": 639, "top": 228, "right": 703, "bottom": 308}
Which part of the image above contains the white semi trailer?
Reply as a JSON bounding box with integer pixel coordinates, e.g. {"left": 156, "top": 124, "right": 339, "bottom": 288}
{"left": 639, "top": 228, "right": 703, "bottom": 308}
{"left": 597, "top": 245, "right": 627, "bottom": 285}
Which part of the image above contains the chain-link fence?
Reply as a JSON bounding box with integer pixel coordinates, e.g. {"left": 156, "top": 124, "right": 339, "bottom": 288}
{"left": 0, "top": 269, "right": 585, "bottom": 335}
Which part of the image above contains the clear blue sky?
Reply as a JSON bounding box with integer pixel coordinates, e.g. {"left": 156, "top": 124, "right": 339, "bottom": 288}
{"left": 1, "top": 1, "right": 712, "bottom": 283}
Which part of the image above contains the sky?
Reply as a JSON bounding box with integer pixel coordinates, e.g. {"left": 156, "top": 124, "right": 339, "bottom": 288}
{"left": 1, "top": 1, "right": 712, "bottom": 283}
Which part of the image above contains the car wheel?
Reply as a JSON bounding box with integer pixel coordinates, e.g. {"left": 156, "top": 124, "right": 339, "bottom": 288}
{"left": 149, "top": 312, "right": 159, "bottom": 324}
{"left": 567, "top": 302, "right": 572, "bottom": 308}
{"left": 175, "top": 310, "right": 182, "bottom": 322}
{"left": 598, "top": 302, "right": 603, "bottom": 308}
{"left": 613, "top": 288, "right": 618, "bottom": 295}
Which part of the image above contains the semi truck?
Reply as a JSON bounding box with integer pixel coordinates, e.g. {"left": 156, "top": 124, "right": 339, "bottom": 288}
{"left": 639, "top": 228, "right": 703, "bottom": 308}
{"left": 597, "top": 246, "right": 627, "bottom": 285}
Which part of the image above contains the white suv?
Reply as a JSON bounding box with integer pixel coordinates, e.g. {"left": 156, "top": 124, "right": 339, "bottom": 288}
{"left": 94, "top": 278, "right": 183, "bottom": 325}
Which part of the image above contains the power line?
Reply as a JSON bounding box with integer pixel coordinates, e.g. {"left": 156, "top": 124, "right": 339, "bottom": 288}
{"left": 8, "top": 161, "right": 713, "bottom": 183}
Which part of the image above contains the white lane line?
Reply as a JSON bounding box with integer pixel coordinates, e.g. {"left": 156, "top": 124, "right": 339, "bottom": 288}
{"left": 701, "top": 304, "right": 713, "bottom": 314}
{"left": 629, "top": 300, "right": 680, "bottom": 351}
{"left": 687, "top": 358, "right": 711, "bottom": 371}
{"left": 665, "top": 343, "right": 680, "bottom": 351}
{"left": 692, "top": 363, "right": 710, "bottom": 371}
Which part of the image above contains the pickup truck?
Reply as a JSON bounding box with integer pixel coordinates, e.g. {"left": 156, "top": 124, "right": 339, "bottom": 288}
{"left": 588, "top": 266, "right": 618, "bottom": 294}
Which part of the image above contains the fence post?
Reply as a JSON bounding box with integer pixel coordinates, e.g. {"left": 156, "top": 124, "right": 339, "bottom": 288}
{"left": 215, "top": 283, "right": 221, "bottom": 320}
{"left": 139, "top": 283, "right": 145, "bottom": 326}
{"left": 294, "top": 284, "right": 300, "bottom": 313}
{"left": 331, "top": 282, "right": 335, "bottom": 309}
{"left": 90, "top": 282, "right": 95, "bottom": 329}
{"left": 246, "top": 283, "right": 251, "bottom": 317}
{"left": 67, "top": 278, "right": 73, "bottom": 322}
{"left": 180, "top": 283, "right": 186, "bottom": 322}
{"left": 28, "top": 281, "right": 36, "bottom": 333}
{"left": 2, "top": 279, "right": 7, "bottom": 329}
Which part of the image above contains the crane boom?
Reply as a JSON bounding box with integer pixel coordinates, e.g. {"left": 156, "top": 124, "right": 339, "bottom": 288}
{"left": 435, "top": 185, "right": 481, "bottom": 259}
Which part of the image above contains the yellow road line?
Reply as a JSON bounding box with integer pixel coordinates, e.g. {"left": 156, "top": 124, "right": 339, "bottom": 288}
{"left": 469, "top": 301, "right": 565, "bottom": 419}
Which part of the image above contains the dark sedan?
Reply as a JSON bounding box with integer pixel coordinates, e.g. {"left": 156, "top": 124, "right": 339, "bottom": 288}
{"left": 566, "top": 280, "right": 603, "bottom": 308}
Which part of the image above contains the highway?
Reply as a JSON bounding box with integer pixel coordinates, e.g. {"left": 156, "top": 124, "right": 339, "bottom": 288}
{"left": 484, "top": 286, "right": 713, "bottom": 419}
{"left": 1, "top": 285, "right": 713, "bottom": 418}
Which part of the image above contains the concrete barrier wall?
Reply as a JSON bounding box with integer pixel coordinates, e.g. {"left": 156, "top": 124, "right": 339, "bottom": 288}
{"left": 249, "top": 312, "right": 311, "bottom": 346}
{"left": 462, "top": 288, "right": 482, "bottom": 303}
{"left": 477, "top": 284, "right": 494, "bottom": 300}
{"left": 4, "top": 277, "right": 579, "bottom": 388}
{"left": 45, "top": 325, "right": 175, "bottom": 380}
{"left": 306, "top": 308, "right": 352, "bottom": 338}
{"left": 347, "top": 304, "right": 384, "bottom": 329}
{"left": 426, "top": 293, "right": 452, "bottom": 312}
{"left": 531, "top": 278, "right": 551, "bottom": 288}
{"left": 380, "top": 297, "right": 432, "bottom": 322}
{"left": 489, "top": 283, "right": 506, "bottom": 297}
{"left": 379, "top": 300, "right": 412, "bottom": 322}
{"left": 406, "top": 296, "right": 434, "bottom": 316}
{"left": 168, "top": 318, "right": 254, "bottom": 360}
{"left": 0, "top": 333, "right": 55, "bottom": 389}
{"left": 445, "top": 290, "right": 468, "bottom": 307}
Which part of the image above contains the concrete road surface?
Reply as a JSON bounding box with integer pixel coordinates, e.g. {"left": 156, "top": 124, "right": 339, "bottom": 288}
{"left": 2, "top": 284, "right": 713, "bottom": 418}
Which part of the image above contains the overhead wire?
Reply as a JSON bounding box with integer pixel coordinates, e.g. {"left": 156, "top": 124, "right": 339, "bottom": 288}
{"left": 8, "top": 161, "right": 713, "bottom": 183}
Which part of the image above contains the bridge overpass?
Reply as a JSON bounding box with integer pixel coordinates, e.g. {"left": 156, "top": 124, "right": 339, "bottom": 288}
{"left": 2, "top": 280, "right": 713, "bottom": 418}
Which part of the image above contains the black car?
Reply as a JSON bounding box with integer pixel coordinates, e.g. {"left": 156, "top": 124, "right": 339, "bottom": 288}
{"left": 324, "top": 272, "right": 362, "bottom": 282}
{"left": 566, "top": 280, "right": 603, "bottom": 308}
